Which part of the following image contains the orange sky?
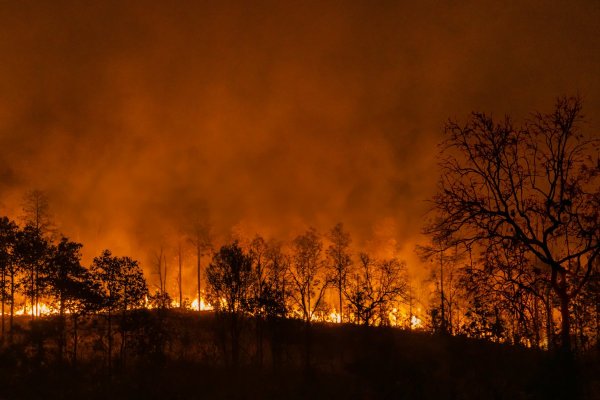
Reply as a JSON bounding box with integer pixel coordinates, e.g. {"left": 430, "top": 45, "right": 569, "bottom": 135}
{"left": 0, "top": 1, "right": 599, "bottom": 296}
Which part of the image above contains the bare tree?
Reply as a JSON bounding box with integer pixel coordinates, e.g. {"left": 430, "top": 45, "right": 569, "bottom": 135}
{"left": 21, "top": 189, "right": 54, "bottom": 317}
{"left": 249, "top": 235, "right": 267, "bottom": 366}
{"left": 344, "top": 253, "right": 408, "bottom": 326}
{"left": 0, "top": 217, "right": 17, "bottom": 341}
{"left": 21, "top": 189, "right": 54, "bottom": 238}
{"left": 327, "top": 223, "right": 352, "bottom": 323}
{"left": 189, "top": 217, "right": 212, "bottom": 311}
{"left": 425, "top": 96, "right": 600, "bottom": 353}
{"left": 288, "top": 228, "right": 329, "bottom": 323}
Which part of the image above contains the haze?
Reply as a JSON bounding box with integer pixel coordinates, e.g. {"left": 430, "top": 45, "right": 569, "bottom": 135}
{"left": 1, "top": 0, "right": 598, "bottom": 292}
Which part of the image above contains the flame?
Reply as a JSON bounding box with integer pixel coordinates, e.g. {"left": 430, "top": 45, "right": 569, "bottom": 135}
{"left": 7, "top": 298, "right": 423, "bottom": 331}
{"left": 328, "top": 309, "right": 341, "bottom": 323}
{"left": 191, "top": 297, "right": 213, "bottom": 311}
{"left": 410, "top": 315, "right": 422, "bottom": 329}
{"left": 14, "top": 302, "right": 56, "bottom": 316}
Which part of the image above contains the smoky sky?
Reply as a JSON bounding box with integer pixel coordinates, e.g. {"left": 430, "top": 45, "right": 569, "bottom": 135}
{"left": 0, "top": 0, "right": 599, "bottom": 289}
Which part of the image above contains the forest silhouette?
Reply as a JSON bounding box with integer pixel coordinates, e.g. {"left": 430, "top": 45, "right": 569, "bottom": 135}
{"left": 0, "top": 97, "right": 597, "bottom": 399}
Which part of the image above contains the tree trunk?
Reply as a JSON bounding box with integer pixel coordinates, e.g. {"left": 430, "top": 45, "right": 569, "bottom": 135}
{"left": 304, "top": 319, "right": 312, "bottom": 371}
{"left": 559, "top": 292, "right": 572, "bottom": 354}
{"left": 178, "top": 244, "right": 183, "bottom": 308}
{"left": 197, "top": 244, "right": 201, "bottom": 311}
{"left": 1, "top": 267, "right": 5, "bottom": 341}
{"left": 338, "top": 278, "right": 343, "bottom": 323}
{"left": 440, "top": 251, "right": 446, "bottom": 334}
{"left": 35, "top": 265, "right": 39, "bottom": 318}
{"left": 72, "top": 314, "right": 79, "bottom": 366}
{"left": 108, "top": 307, "right": 112, "bottom": 374}
{"left": 31, "top": 263, "right": 35, "bottom": 321}
{"left": 9, "top": 272, "right": 14, "bottom": 344}
{"left": 58, "top": 295, "right": 65, "bottom": 364}
{"left": 231, "top": 313, "right": 239, "bottom": 367}
{"left": 545, "top": 286, "right": 554, "bottom": 351}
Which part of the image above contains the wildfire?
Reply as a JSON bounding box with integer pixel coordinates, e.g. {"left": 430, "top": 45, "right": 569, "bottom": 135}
{"left": 327, "top": 309, "right": 341, "bottom": 323}
{"left": 6, "top": 299, "right": 423, "bottom": 330}
{"left": 191, "top": 298, "right": 213, "bottom": 311}
{"left": 14, "top": 302, "right": 55, "bottom": 316}
{"left": 410, "top": 315, "right": 423, "bottom": 329}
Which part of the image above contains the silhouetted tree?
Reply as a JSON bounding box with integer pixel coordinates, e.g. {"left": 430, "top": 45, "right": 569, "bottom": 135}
{"left": 44, "top": 237, "right": 91, "bottom": 363}
{"left": 289, "top": 228, "right": 329, "bottom": 323}
{"left": 15, "top": 224, "right": 49, "bottom": 320}
{"left": 344, "top": 253, "right": 408, "bottom": 326}
{"left": 91, "top": 250, "right": 148, "bottom": 371}
{"left": 152, "top": 247, "right": 170, "bottom": 308}
{"left": 425, "top": 96, "right": 600, "bottom": 354}
{"left": 417, "top": 243, "right": 464, "bottom": 334}
{"left": 0, "top": 217, "right": 17, "bottom": 341}
{"left": 21, "top": 189, "right": 54, "bottom": 238}
{"left": 288, "top": 228, "right": 329, "bottom": 370}
{"left": 263, "top": 240, "right": 289, "bottom": 369}
{"left": 189, "top": 217, "right": 212, "bottom": 311}
{"left": 264, "top": 240, "right": 289, "bottom": 313}
{"left": 327, "top": 223, "right": 352, "bottom": 323}
{"left": 206, "top": 241, "right": 253, "bottom": 366}
{"left": 177, "top": 241, "right": 183, "bottom": 308}
{"left": 249, "top": 235, "right": 267, "bottom": 366}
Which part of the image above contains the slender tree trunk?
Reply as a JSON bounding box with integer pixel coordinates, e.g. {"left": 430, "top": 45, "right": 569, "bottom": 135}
{"left": 120, "top": 314, "right": 126, "bottom": 367}
{"left": 31, "top": 263, "right": 35, "bottom": 321}
{"left": 178, "top": 244, "right": 183, "bottom": 308}
{"left": 35, "top": 265, "right": 39, "bottom": 318}
{"left": 107, "top": 307, "right": 112, "bottom": 374}
{"left": 121, "top": 286, "right": 128, "bottom": 365}
{"left": 1, "top": 267, "right": 5, "bottom": 341}
{"left": 9, "top": 271, "right": 14, "bottom": 344}
{"left": 163, "top": 254, "right": 168, "bottom": 298}
{"left": 559, "top": 293, "right": 572, "bottom": 354}
{"left": 338, "top": 277, "right": 343, "bottom": 323}
{"left": 58, "top": 294, "right": 65, "bottom": 364}
{"left": 440, "top": 251, "right": 446, "bottom": 334}
{"left": 231, "top": 313, "right": 239, "bottom": 367}
{"left": 533, "top": 295, "right": 541, "bottom": 348}
{"left": 72, "top": 314, "right": 79, "bottom": 367}
{"left": 157, "top": 248, "right": 164, "bottom": 295}
{"left": 307, "top": 280, "right": 312, "bottom": 322}
{"left": 304, "top": 319, "right": 312, "bottom": 371}
{"left": 197, "top": 244, "right": 201, "bottom": 311}
{"left": 543, "top": 283, "right": 554, "bottom": 351}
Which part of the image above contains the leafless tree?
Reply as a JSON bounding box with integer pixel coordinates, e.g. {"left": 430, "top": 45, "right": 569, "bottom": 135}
{"left": 21, "top": 189, "right": 55, "bottom": 238}
{"left": 188, "top": 216, "right": 212, "bottom": 311}
{"left": 327, "top": 223, "right": 352, "bottom": 323}
{"left": 344, "top": 253, "right": 408, "bottom": 326}
{"left": 288, "top": 228, "right": 329, "bottom": 323}
{"left": 425, "top": 96, "right": 600, "bottom": 353}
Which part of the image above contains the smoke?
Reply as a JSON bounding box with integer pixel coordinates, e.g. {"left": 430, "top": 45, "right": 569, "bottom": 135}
{"left": 0, "top": 0, "right": 598, "bottom": 295}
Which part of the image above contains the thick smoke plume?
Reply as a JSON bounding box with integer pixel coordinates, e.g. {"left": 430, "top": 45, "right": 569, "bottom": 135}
{"left": 1, "top": 1, "right": 598, "bottom": 296}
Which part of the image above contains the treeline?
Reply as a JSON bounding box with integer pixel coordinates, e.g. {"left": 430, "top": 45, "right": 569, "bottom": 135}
{"left": 0, "top": 215, "right": 149, "bottom": 365}
{"left": 0, "top": 207, "right": 415, "bottom": 369}
{"left": 1, "top": 96, "right": 598, "bottom": 372}
{"left": 419, "top": 241, "right": 599, "bottom": 353}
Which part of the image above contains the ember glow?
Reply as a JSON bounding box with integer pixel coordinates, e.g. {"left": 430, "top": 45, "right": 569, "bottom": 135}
{"left": 14, "top": 303, "right": 54, "bottom": 317}
{"left": 190, "top": 298, "right": 213, "bottom": 312}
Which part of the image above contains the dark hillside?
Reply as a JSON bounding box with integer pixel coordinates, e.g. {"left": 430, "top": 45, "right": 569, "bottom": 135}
{"left": 0, "top": 310, "right": 597, "bottom": 399}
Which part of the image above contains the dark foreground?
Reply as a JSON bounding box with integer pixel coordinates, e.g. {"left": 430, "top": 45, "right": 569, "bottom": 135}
{"left": 0, "top": 310, "right": 598, "bottom": 399}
